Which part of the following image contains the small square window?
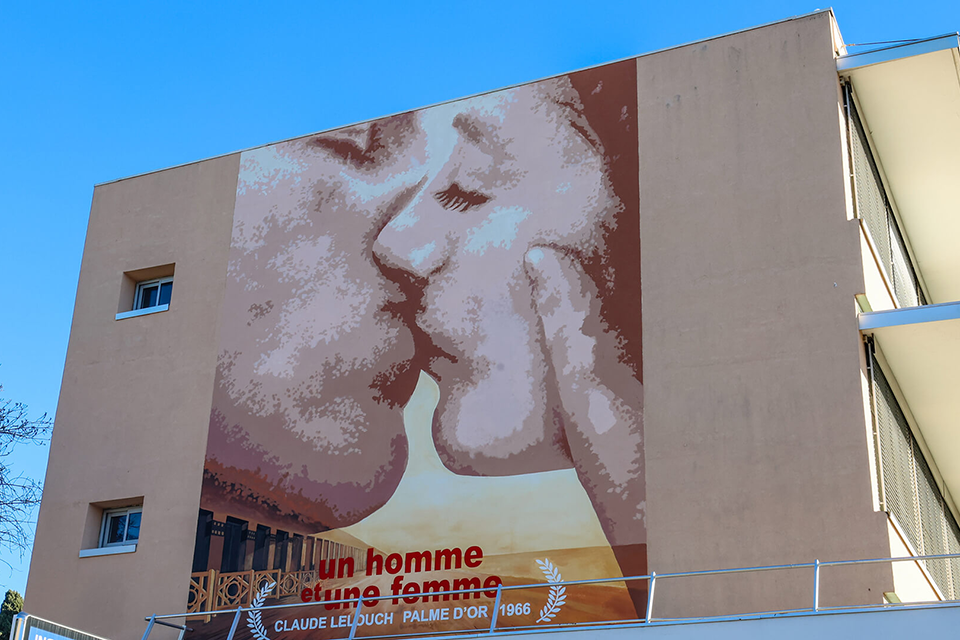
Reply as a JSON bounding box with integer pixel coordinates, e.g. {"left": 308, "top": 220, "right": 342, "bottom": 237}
{"left": 134, "top": 277, "right": 173, "bottom": 311}
{"left": 100, "top": 506, "right": 142, "bottom": 547}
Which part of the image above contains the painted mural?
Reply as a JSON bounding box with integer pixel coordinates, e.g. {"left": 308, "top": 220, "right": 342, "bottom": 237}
{"left": 189, "top": 59, "right": 644, "bottom": 638}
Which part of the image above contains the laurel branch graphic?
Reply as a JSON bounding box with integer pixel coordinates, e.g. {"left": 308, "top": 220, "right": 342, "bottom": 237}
{"left": 246, "top": 581, "right": 276, "bottom": 640}
{"left": 535, "top": 559, "right": 566, "bottom": 623}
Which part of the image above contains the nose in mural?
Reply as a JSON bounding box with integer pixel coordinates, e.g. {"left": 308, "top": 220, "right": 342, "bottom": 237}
{"left": 373, "top": 182, "right": 456, "bottom": 280}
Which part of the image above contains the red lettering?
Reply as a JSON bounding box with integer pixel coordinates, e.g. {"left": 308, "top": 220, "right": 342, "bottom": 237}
{"left": 452, "top": 577, "right": 481, "bottom": 600}
{"left": 464, "top": 546, "right": 483, "bottom": 568}
{"left": 366, "top": 548, "right": 383, "bottom": 576}
{"left": 318, "top": 559, "right": 337, "bottom": 579}
{"left": 402, "top": 581, "right": 421, "bottom": 604}
{"left": 343, "top": 586, "right": 361, "bottom": 608}
{"left": 386, "top": 553, "right": 403, "bottom": 574}
{"left": 405, "top": 550, "right": 432, "bottom": 573}
{"left": 422, "top": 579, "right": 451, "bottom": 602}
{"left": 300, "top": 588, "right": 312, "bottom": 602}
{"left": 338, "top": 557, "right": 355, "bottom": 578}
{"left": 434, "top": 548, "right": 463, "bottom": 570}
{"left": 391, "top": 575, "right": 404, "bottom": 604}
{"left": 483, "top": 575, "right": 503, "bottom": 598}
{"left": 362, "top": 585, "right": 380, "bottom": 608}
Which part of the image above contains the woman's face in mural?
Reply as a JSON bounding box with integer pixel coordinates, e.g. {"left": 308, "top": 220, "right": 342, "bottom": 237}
{"left": 374, "top": 78, "right": 633, "bottom": 473}
{"left": 374, "top": 75, "right": 645, "bottom": 557}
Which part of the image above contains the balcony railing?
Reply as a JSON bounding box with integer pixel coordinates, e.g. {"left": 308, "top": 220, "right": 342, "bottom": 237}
{"left": 148, "top": 553, "right": 960, "bottom": 640}
{"left": 188, "top": 569, "right": 319, "bottom": 617}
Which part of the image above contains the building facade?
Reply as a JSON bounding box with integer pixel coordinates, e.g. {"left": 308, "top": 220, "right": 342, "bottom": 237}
{"left": 25, "top": 10, "right": 960, "bottom": 640}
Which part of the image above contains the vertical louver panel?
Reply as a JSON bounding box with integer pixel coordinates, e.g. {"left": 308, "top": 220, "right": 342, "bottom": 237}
{"left": 875, "top": 364, "right": 922, "bottom": 547}
{"left": 871, "top": 346, "right": 959, "bottom": 598}
{"left": 847, "top": 87, "right": 926, "bottom": 308}
{"left": 916, "top": 442, "right": 951, "bottom": 595}
{"left": 947, "top": 517, "right": 960, "bottom": 598}
{"left": 850, "top": 103, "right": 891, "bottom": 268}
{"left": 891, "top": 229, "right": 923, "bottom": 307}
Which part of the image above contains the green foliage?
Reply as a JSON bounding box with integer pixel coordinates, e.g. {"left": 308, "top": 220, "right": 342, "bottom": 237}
{"left": 0, "top": 589, "right": 23, "bottom": 640}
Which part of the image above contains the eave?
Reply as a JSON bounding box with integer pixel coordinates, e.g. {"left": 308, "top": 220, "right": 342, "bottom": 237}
{"left": 839, "top": 35, "right": 960, "bottom": 305}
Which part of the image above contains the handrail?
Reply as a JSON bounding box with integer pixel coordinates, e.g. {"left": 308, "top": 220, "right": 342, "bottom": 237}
{"left": 144, "top": 552, "right": 960, "bottom": 640}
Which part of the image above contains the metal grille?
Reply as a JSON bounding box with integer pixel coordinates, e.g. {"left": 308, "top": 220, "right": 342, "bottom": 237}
{"left": 891, "top": 229, "right": 921, "bottom": 307}
{"left": 846, "top": 87, "right": 926, "bottom": 308}
{"left": 871, "top": 347, "right": 960, "bottom": 598}
{"left": 947, "top": 515, "right": 960, "bottom": 597}
{"left": 874, "top": 363, "right": 920, "bottom": 544}
{"left": 916, "top": 441, "right": 951, "bottom": 591}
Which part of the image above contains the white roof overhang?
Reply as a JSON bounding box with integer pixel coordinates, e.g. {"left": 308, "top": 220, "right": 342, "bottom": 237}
{"left": 839, "top": 35, "right": 960, "bottom": 304}
{"left": 860, "top": 301, "right": 960, "bottom": 505}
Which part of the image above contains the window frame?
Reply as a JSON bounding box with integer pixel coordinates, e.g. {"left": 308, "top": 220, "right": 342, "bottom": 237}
{"left": 133, "top": 276, "right": 174, "bottom": 311}
{"left": 99, "top": 506, "right": 143, "bottom": 548}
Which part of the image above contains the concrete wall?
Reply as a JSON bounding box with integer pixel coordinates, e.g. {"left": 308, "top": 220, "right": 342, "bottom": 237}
{"left": 25, "top": 155, "right": 240, "bottom": 639}
{"left": 637, "top": 11, "right": 894, "bottom": 616}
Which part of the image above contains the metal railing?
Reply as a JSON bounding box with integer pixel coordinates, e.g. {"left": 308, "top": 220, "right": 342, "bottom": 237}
{"left": 144, "top": 553, "right": 960, "bottom": 640}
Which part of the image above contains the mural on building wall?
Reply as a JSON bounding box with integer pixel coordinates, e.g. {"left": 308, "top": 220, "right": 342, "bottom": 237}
{"left": 190, "top": 59, "right": 644, "bottom": 638}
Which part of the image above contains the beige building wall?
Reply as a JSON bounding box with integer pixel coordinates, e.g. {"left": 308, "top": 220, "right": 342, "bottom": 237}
{"left": 25, "top": 155, "right": 240, "bottom": 640}
{"left": 637, "top": 11, "right": 894, "bottom": 617}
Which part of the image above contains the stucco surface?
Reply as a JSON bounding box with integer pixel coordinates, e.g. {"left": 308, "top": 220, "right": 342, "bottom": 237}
{"left": 637, "top": 11, "right": 893, "bottom": 616}
{"left": 26, "top": 154, "right": 240, "bottom": 639}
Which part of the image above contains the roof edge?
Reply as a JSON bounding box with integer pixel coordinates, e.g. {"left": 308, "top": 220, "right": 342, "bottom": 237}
{"left": 837, "top": 33, "right": 960, "bottom": 71}
{"left": 98, "top": 9, "right": 839, "bottom": 188}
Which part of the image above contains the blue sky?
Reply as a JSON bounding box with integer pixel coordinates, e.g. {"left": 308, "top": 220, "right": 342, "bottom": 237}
{"left": 1, "top": 0, "right": 958, "bottom": 596}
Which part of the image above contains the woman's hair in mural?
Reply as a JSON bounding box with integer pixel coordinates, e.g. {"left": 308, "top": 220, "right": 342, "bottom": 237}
{"left": 569, "top": 60, "right": 641, "bottom": 380}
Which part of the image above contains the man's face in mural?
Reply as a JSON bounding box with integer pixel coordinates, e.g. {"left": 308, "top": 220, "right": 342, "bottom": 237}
{"left": 210, "top": 114, "right": 430, "bottom": 528}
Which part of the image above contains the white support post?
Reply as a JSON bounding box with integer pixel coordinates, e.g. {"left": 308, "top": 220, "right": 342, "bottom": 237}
{"left": 813, "top": 559, "right": 821, "bottom": 612}
{"left": 349, "top": 596, "right": 363, "bottom": 639}
{"left": 645, "top": 572, "right": 657, "bottom": 623}
{"left": 489, "top": 584, "right": 503, "bottom": 633}
{"left": 225, "top": 607, "right": 244, "bottom": 640}
{"left": 140, "top": 615, "right": 156, "bottom": 640}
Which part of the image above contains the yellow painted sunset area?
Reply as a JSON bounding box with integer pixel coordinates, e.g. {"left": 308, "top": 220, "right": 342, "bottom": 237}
{"left": 293, "top": 371, "right": 640, "bottom": 638}
{"left": 337, "top": 373, "right": 611, "bottom": 557}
